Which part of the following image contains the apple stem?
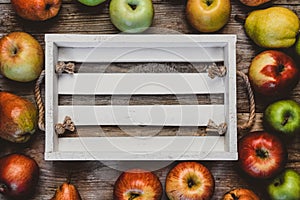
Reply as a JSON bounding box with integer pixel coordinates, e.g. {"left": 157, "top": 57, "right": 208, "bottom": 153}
{"left": 128, "top": 193, "right": 140, "bottom": 200}
{"left": 230, "top": 193, "right": 239, "bottom": 200}
{"left": 235, "top": 15, "right": 246, "bottom": 24}
{"left": 281, "top": 116, "right": 289, "bottom": 126}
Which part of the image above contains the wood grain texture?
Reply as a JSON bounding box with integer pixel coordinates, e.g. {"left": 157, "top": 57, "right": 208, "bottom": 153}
{"left": 0, "top": 0, "right": 299, "bottom": 199}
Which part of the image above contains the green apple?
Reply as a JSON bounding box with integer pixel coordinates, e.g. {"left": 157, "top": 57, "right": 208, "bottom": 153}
{"left": 264, "top": 100, "right": 300, "bottom": 137}
{"left": 0, "top": 32, "right": 43, "bottom": 82}
{"left": 186, "top": 0, "right": 231, "bottom": 33}
{"left": 77, "top": 0, "right": 106, "bottom": 6}
{"left": 268, "top": 169, "right": 300, "bottom": 200}
{"left": 109, "top": 0, "right": 154, "bottom": 33}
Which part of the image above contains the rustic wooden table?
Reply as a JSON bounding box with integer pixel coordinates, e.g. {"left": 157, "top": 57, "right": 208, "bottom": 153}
{"left": 0, "top": 0, "right": 299, "bottom": 199}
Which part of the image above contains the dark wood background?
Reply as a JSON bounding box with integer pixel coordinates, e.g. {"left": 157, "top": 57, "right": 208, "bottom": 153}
{"left": 0, "top": 0, "right": 299, "bottom": 199}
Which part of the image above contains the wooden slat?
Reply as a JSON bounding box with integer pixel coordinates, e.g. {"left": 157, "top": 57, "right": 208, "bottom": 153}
{"left": 45, "top": 136, "right": 238, "bottom": 160}
{"left": 57, "top": 105, "right": 225, "bottom": 126}
{"left": 58, "top": 73, "right": 225, "bottom": 95}
{"left": 57, "top": 46, "right": 224, "bottom": 62}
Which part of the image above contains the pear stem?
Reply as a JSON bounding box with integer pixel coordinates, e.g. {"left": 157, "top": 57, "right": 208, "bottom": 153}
{"left": 235, "top": 14, "right": 246, "bottom": 24}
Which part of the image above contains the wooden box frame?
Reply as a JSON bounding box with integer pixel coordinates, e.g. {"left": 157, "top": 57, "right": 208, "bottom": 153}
{"left": 45, "top": 34, "right": 237, "bottom": 161}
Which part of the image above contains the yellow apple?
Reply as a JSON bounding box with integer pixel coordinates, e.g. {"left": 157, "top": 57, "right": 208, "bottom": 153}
{"left": 186, "top": 0, "right": 231, "bottom": 33}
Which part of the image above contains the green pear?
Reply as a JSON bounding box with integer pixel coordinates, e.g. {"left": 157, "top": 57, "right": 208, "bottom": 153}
{"left": 245, "top": 7, "right": 300, "bottom": 48}
{"left": 0, "top": 92, "right": 37, "bottom": 143}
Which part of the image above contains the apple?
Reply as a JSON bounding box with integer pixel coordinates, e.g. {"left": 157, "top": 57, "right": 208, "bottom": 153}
{"left": 77, "top": 0, "right": 106, "bottom": 6}
{"left": 0, "top": 154, "right": 39, "bottom": 200}
{"left": 165, "top": 162, "right": 214, "bottom": 200}
{"left": 11, "top": 0, "right": 62, "bottom": 21}
{"left": 248, "top": 50, "right": 299, "bottom": 97}
{"left": 222, "top": 188, "right": 259, "bottom": 200}
{"left": 109, "top": 0, "right": 154, "bottom": 33}
{"left": 238, "top": 0, "right": 271, "bottom": 7}
{"left": 0, "top": 32, "right": 43, "bottom": 82}
{"left": 186, "top": 0, "right": 231, "bottom": 33}
{"left": 238, "top": 131, "right": 287, "bottom": 179}
{"left": 264, "top": 100, "right": 300, "bottom": 138}
{"left": 113, "top": 169, "right": 162, "bottom": 200}
{"left": 268, "top": 169, "right": 300, "bottom": 200}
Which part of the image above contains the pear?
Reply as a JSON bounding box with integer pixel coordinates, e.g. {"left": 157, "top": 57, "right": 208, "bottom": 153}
{"left": 0, "top": 92, "right": 37, "bottom": 143}
{"left": 245, "top": 7, "right": 300, "bottom": 48}
{"left": 296, "top": 35, "right": 300, "bottom": 56}
{"left": 51, "top": 182, "right": 82, "bottom": 200}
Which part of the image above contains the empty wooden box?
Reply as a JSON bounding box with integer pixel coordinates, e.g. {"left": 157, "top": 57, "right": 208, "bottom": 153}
{"left": 45, "top": 34, "right": 237, "bottom": 160}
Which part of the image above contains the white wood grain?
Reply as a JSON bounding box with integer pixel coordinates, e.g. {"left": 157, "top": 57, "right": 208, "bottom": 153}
{"left": 57, "top": 105, "right": 225, "bottom": 126}
{"left": 44, "top": 136, "right": 237, "bottom": 160}
{"left": 58, "top": 73, "right": 225, "bottom": 95}
{"left": 57, "top": 47, "right": 224, "bottom": 63}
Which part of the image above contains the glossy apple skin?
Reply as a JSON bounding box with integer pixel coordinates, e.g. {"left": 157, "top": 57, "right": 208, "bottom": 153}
{"left": 238, "top": 131, "right": 287, "bottom": 179}
{"left": 109, "top": 0, "right": 154, "bottom": 33}
{"left": 268, "top": 169, "right": 300, "bottom": 200}
{"left": 264, "top": 100, "right": 300, "bottom": 138}
{"left": 0, "top": 32, "right": 43, "bottom": 82}
{"left": 239, "top": 0, "right": 271, "bottom": 6}
{"left": 186, "top": 0, "right": 231, "bottom": 33}
{"left": 51, "top": 182, "right": 82, "bottom": 200}
{"left": 114, "top": 169, "right": 162, "bottom": 200}
{"left": 166, "top": 162, "right": 214, "bottom": 200}
{"left": 11, "top": 0, "right": 62, "bottom": 21}
{"left": 249, "top": 50, "right": 299, "bottom": 97}
{"left": 223, "top": 188, "right": 259, "bottom": 200}
{"left": 77, "top": 0, "right": 106, "bottom": 6}
{"left": 0, "top": 154, "right": 39, "bottom": 199}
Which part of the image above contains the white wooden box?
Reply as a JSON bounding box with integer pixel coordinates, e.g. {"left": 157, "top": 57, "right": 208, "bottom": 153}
{"left": 45, "top": 34, "right": 237, "bottom": 161}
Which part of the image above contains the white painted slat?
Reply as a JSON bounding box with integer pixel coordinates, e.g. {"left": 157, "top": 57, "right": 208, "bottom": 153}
{"left": 57, "top": 105, "right": 225, "bottom": 126}
{"left": 58, "top": 73, "right": 225, "bottom": 95}
{"left": 58, "top": 47, "right": 224, "bottom": 62}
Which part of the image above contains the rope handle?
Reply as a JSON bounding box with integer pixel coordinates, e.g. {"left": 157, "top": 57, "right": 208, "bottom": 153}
{"left": 34, "top": 63, "right": 256, "bottom": 134}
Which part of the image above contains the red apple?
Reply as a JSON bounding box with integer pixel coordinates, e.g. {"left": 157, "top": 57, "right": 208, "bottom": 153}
{"left": 249, "top": 50, "right": 299, "bottom": 97}
{"left": 238, "top": 131, "right": 287, "bottom": 179}
{"left": 0, "top": 32, "right": 43, "bottom": 82}
{"left": 11, "top": 0, "right": 62, "bottom": 21}
{"left": 113, "top": 169, "right": 162, "bottom": 200}
{"left": 222, "top": 188, "right": 259, "bottom": 200}
{"left": 166, "top": 162, "right": 214, "bottom": 200}
{"left": 0, "top": 154, "right": 39, "bottom": 199}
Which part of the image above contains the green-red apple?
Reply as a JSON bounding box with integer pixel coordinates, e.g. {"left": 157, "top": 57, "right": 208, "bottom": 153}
{"left": 0, "top": 32, "right": 43, "bottom": 82}
{"left": 109, "top": 0, "right": 154, "bottom": 33}
{"left": 264, "top": 100, "right": 300, "bottom": 138}
{"left": 77, "top": 0, "right": 106, "bottom": 6}
{"left": 249, "top": 50, "right": 299, "bottom": 97}
{"left": 268, "top": 169, "right": 300, "bottom": 200}
{"left": 186, "top": 0, "right": 231, "bottom": 33}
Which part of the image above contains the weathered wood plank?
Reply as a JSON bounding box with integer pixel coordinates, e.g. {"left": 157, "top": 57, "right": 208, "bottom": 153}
{"left": 0, "top": 0, "right": 299, "bottom": 199}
